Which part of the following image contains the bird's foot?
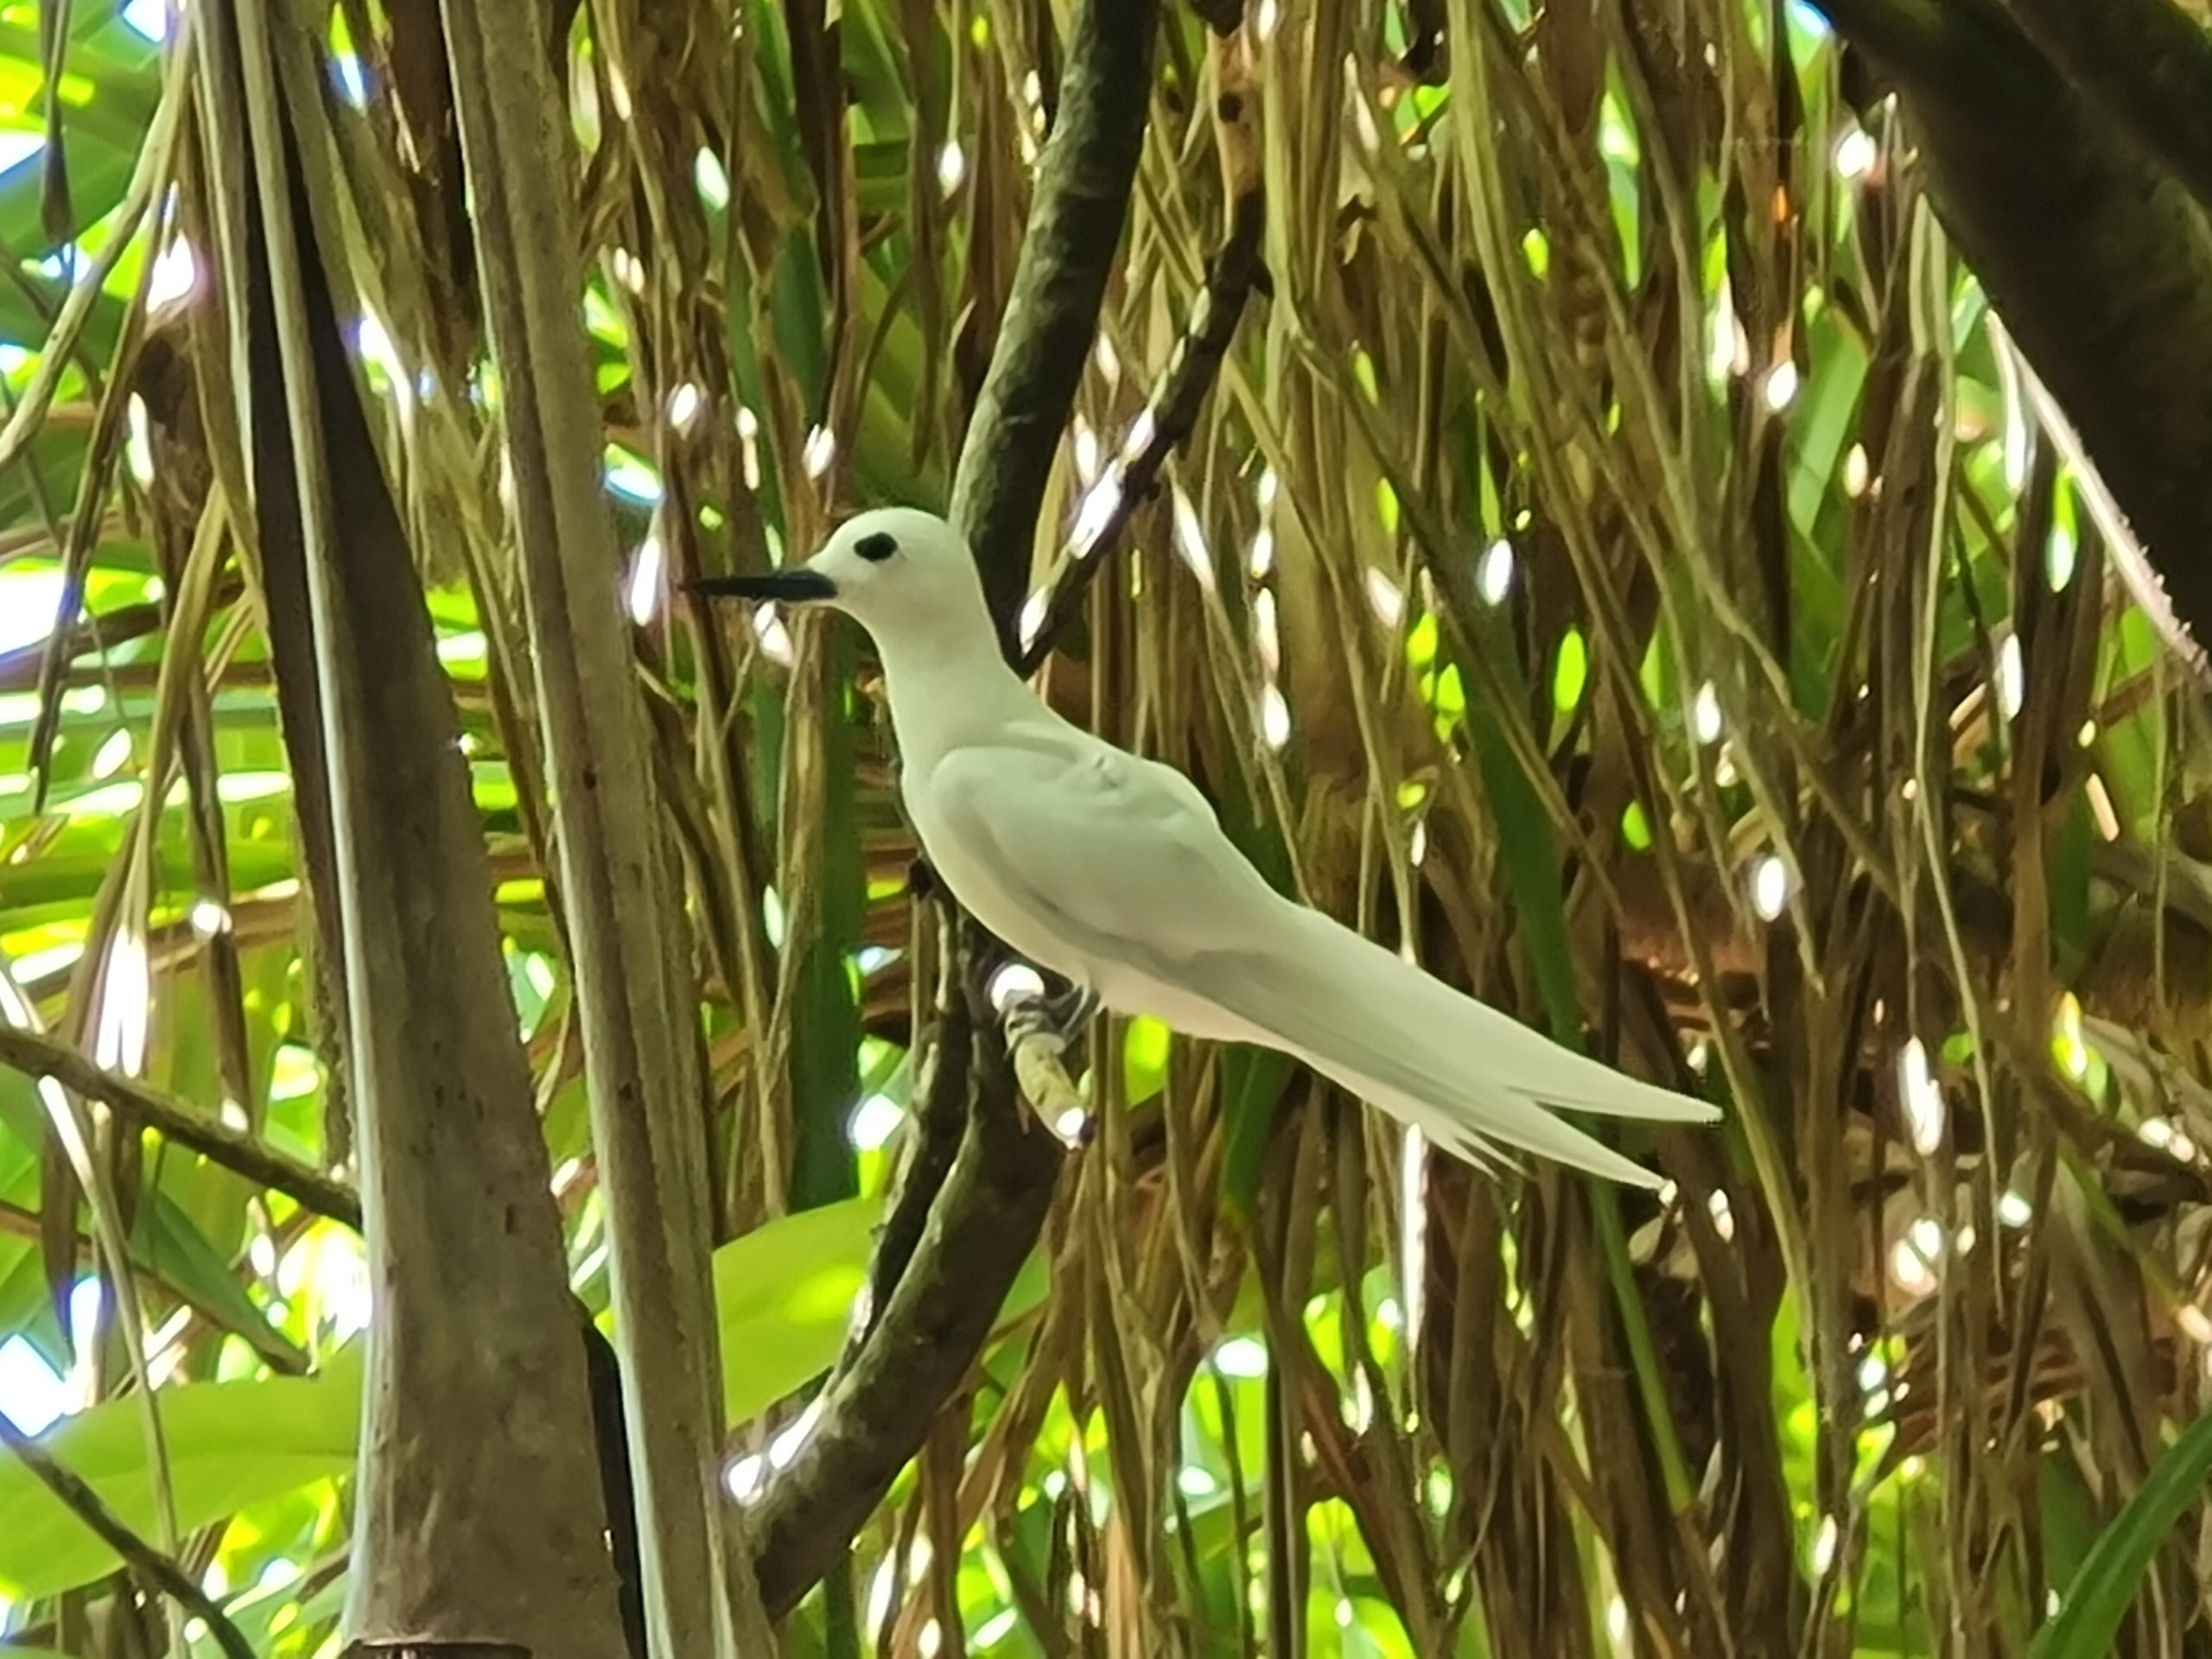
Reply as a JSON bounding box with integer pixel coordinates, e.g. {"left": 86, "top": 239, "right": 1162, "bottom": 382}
{"left": 1001, "top": 980, "right": 1100, "bottom": 1057}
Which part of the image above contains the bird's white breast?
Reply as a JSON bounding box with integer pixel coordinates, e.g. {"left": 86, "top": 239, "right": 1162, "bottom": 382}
{"left": 900, "top": 760, "right": 1089, "bottom": 980}
{"left": 895, "top": 734, "right": 1272, "bottom": 1042}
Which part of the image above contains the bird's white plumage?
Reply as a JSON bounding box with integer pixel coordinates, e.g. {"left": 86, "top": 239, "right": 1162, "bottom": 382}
{"left": 766, "top": 506, "right": 1721, "bottom": 1188}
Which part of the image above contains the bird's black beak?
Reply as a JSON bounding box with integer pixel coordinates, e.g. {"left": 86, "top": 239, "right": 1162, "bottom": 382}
{"left": 690, "top": 569, "right": 838, "bottom": 605}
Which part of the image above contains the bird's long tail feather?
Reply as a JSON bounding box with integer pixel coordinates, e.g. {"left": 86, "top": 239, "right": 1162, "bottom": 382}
{"left": 1190, "top": 904, "right": 1718, "bottom": 1187}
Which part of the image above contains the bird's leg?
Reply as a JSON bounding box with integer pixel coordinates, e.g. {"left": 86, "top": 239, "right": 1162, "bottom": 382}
{"left": 1042, "top": 980, "right": 1100, "bottom": 1039}
{"left": 906, "top": 856, "right": 938, "bottom": 902}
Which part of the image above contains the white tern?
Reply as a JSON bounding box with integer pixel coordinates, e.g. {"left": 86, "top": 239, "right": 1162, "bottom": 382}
{"left": 698, "top": 506, "right": 1720, "bottom": 1187}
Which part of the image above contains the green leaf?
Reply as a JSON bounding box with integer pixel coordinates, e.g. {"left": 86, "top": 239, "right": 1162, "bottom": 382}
{"left": 1464, "top": 705, "right": 1580, "bottom": 1045}
{"left": 997, "top": 1246, "right": 1050, "bottom": 1331}
{"left": 0, "top": 1235, "right": 63, "bottom": 1362}
{"left": 1462, "top": 624, "right": 1697, "bottom": 1508}
{"left": 2037, "top": 1445, "right": 2099, "bottom": 1604}
{"left": 1218, "top": 1043, "right": 1294, "bottom": 1222}
{"left": 0, "top": 1059, "right": 42, "bottom": 1196}
{"left": 2028, "top": 1405, "right": 2212, "bottom": 1659}
{"left": 0, "top": 1346, "right": 361, "bottom": 1600}
{"left": 130, "top": 1185, "right": 295, "bottom": 1367}
{"left": 710, "top": 1194, "right": 879, "bottom": 1425}
{"left": 1122, "top": 1014, "right": 1171, "bottom": 1107}
{"left": 786, "top": 641, "right": 866, "bottom": 1212}
{"left": 1549, "top": 626, "right": 1588, "bottom": 717}
{"left": 0, "top": 1196, "right": 883, "bottom": 1598}
{"left": 1785, "top": 308, "right": 1871, "bottom": 540}
{"left": 1205, "top": 753, "right": 1298, "bottom": 1217}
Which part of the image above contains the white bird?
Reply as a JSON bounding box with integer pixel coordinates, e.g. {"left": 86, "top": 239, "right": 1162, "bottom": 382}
{"left": 698, "top": 506, "right": 1720, "bottom": 1187}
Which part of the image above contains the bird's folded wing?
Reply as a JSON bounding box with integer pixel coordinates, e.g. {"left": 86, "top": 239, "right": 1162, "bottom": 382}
{"left": 926, "top": 738, "right": 1286, "bottom": 967}
{"left": 1260, "top": 906, "right": 1719, "bottom": 1123}
{"left": 1180, "top": 906, "right": 1713, "bottom": 1164}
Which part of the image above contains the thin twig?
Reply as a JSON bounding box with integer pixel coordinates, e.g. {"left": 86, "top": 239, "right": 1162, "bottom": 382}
{"left": 0, "top": 1025, "right": 362, "bottom": 1228}
{"left": 1014, "top": 180, "right": 1266, "bottom": 677}
{"left": 0, "top": 1405, "right": 258, "bottom": 1659}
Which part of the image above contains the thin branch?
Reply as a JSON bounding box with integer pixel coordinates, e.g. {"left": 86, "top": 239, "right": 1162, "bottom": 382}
{"left": 1015, "top": 181, "right": 1265, "bottom": 677}
{"left": 947, "top": 0, "right": 1165, "bottom": 658}
{"left": 0, "top": 1405, "right": 257, "bottom": 1659}
{"left": 750, "top": 941, "right": 1068, "bottom": 1616}
{"left": 444, "top": 0, "right": 768, "bottom": 1635}
{"left": 0, "top": 1024, "right": 362, "bottom": 1228}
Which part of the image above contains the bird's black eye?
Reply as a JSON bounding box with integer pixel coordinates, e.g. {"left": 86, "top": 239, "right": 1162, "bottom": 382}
{"left": 855, "top": 531, "right": 899, "bottom": 563}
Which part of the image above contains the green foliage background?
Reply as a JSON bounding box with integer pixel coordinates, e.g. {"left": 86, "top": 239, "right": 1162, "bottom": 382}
{"left": 1, "top": 0, "right": 2210, "bottom": 1655}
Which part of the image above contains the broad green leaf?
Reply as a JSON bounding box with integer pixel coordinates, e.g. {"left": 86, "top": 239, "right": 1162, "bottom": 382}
{"left": 1122, "top": 1014, "right": 1171, "bottom": 1107}
{"left": 0, "top": 1234, "right": 66, "bottom": 1364}
{"left": 2028, "top": 1405, "right": 2212, "bottom": 1659}
{"left": 709, "top": 1195, "right": 878, "bottom": 1425}
{"left": 785, "top": 634, "right": 865, "bottom": 1212}
{"left": 0, "top": 1345, "right": 361, "bottom": 1599}
{"left": 997, "top": 1246, "right": 1049, "bottom": 1331}
{"left": 0, "top": 1198, "right": 886, "bottom": 1598}
{"left": 1218, "top": 1043, "right": 1293, "bottom": 1223}
{"left": 130, "top": 1185, "right": 294, "bottom": 1367}
{"left": 0, "top": 1056, "right": 41, "bottom": 1194}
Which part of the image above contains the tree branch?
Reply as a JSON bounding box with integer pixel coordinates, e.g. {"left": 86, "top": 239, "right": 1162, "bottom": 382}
{"left": 0, "top": 1025, "right": 361, "bottom": 1228}
{"left": 0, "top": 1405, "right": 257, "bottom": 1659}
{"left": 1014, "top": 16, "right": 1263, "bottom": 675}
{"left": 837, "top": 920, "right": 973, "bottom": 1368}
{"left": 1814, "top": 0, "right": 2212, "bottom": 668}
{"left": 1015, "top": 183, "right": 1266, "bottom": 677}
{"left": 1805, "top": 0, "right": 1978, "bottom": 75}
{"left": 947, "top": 0, "right": 1164, "bottom": 657}
{"left": 749, "top": 0, "right": 1160, "bottom": 1614}
{"left": 226, "top": 3, "right": 633, "bottom": 1643}
{"left": 441, "top": 0, "right": 771, "bottom": 1643}
{"left": 748, "top": 954, "right": 1066, "bottom": 1616}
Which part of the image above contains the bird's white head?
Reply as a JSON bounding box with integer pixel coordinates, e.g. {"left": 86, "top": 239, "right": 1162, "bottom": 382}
{"left": 693, "top": 506, "right": 990, "bottom": 649}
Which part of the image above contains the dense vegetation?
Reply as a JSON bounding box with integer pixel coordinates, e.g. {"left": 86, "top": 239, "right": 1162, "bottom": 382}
{"left": 3, "top": 0, "right": 2212, "bottom": 1655}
